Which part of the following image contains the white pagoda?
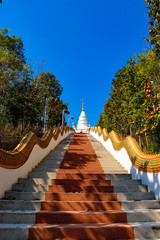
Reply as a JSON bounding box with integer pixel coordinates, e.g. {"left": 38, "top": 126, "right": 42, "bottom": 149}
{"left": 76, "top": 99, "right": 89, "bottom": 133}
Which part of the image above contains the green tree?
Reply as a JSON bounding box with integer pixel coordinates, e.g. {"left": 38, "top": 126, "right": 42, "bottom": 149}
{"left": 0, "top": 28, "right": 30, "bottom": 129}
{"left": 136, "top": 51, "right": 160, "bottom": 147}
{"left": 97, "top": 51, "right": 160, "bottom": 152}
{"left": 0, "top": 30, "right": 65, "bottom": 131}
{"left": 32, "top": 72, "right": 66, "bottom": 128}
{"left": 0, "top": 28, "right": 26, "bottom": 95}
{"left": 144, "top": 0, "right": 160, "bottom": 54}
{"left": 0, "top": 28, "right": 69, "bottom": 150}
{"left": 5, "top": 76, "right": 40, "bottom": 130}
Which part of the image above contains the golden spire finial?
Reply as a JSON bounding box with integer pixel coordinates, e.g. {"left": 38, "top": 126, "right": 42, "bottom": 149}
{"left": 82, "top": 99, "right": 84, "bottom": 111}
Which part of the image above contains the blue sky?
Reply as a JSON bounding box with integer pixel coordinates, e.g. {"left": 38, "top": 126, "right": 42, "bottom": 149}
{"left": 0, "top": 0, "right": 149, "bottom": 127}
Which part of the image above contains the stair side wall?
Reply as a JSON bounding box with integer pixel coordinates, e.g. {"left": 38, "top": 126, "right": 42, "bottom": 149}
{"left": 90, "top": 129, "right": 160, "bottom": 200}
{"left": 0, "top": 129, "right": 73, "bottom": 198}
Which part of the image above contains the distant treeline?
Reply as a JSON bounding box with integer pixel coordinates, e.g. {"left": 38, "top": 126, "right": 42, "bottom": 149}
{"left": 97, "top": 0, "right": 160, "bottom": 153}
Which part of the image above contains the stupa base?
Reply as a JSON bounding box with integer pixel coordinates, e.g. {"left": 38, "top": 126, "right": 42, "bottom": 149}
{"left": 75, "top": 129, "right": 89, "bottom": 133}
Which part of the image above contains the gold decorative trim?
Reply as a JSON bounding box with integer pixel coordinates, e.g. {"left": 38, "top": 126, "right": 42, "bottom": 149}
{"left": 0, "top": 126, "right": 73, "bottom": 169}
{"left": 91, "top": 126, "right": 160, "bottom": 173}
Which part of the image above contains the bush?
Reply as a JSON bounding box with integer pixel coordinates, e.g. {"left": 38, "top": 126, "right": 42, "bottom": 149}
{"left": 0, "top": 124, "right": 43, "bottom": 150}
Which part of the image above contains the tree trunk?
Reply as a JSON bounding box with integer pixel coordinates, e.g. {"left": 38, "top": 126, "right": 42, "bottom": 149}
{"left": 139, "top": 135, "right": 142, "bottom": 150}
{"left": 130, "top": 127, "right": 132, "bottom": 137}
{"left": 145, "top": 134, "right": 149, "bottom": 148}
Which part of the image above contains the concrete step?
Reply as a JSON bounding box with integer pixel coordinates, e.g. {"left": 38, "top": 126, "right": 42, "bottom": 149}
{"left": 0, "top": 223, "right": 134, "bottom": 240}
{"left": 1, "top": 209, "right": 160, "bottom": 224}
{"left": 12, "top": 183, "right": 49, "bottom": 192}
{"left": 132, "top": 222, "right": 160, "bottom": 239}
{"left": 113, "top": 185, "right": 147, "bottom": 193}
{"left": 111, "top": 179, "right": 142, "bottom": 185}
{"left": 35, "top": 211, "right": 128, "bottom": 224}
{"left": 101, "top": 166, "right": 127, "bottom": 171}
{"left": 28, "top": 223, "right": 134, "bottom": 240}
{"left": 122, "top": 200, "right": 160, "bottom": 210}
{"left": 105, "top": 174, "right": 132, "bottom": 180}
{"left": 127, "top": 209, "right": 160, "bottom": 222}
{"left": 57, "top": 169, "right": 106, "bottom": 174}
{"left": 59, "top": 169, "right": 128, "bottom": 174}
{"left": 55, "top": 173, "right": 131, "bottom": 180}
{"left": 0, "top": 200, "right": 160, "bottom": 212}
{"left": 5, "top": 190, "right": 153, "bottom": 202}
{"left": 98, "top": 161, "right": 125, "bottom": 166}
{"left": 51, "top": 179, "right": 112, "bottom": 186}
{"left": 99, "top": 166, "right": 126, "bottom": 170}
{"left": 48, "top": 178, "right": 141, "bottom": 186}
{"left": 4, "top": 191, "right": 45, "bottom": 201}
{"left": 56, "top": 173, "right": 107, "bottom": 180}
{"left": 28, "top": 172, "right": 57, "bottom": 179}
{"left": 41, "top": 155, "right": 65, "bottom": 160}
{"left": 87, "top": 135, "right": 126, "bottom": 170}
{"left": 40, "top": 201, "right": 123, "bottom": 211}
{"left": 1, "top": 222, "right": 160, "bottom": 240}
{"left": 1, "top": 200, "right": 160, "bottom": 212}
{"left": 18, "top": 178, "right": 51, "bottom": 185}
{"left": 117, "top": 192, "right": 154, "bottom": 201}
{"left": 36, "top": 209, "right": 160, "bottom": 224}
{"left": 35, "top": 162, "right": 62, "bottom": 168}
{"left": 12, "top": 183, "right": 114, "bottom": 194}
{"left": 43, "top": 149, "right": 66, "bottom": 154}
{"left": 46, "top": 184, "right": 147, "bottom": 193}
{"left": 102, "top": 170, "right": 128, "bottom": 174}
{"left": 12, "top": 180, "right": 147, "bottom": 193}
{"left": 41, "top": 200, "right": 160, "bottom": 211}
{"left": 0, "top": 224, "right": 30, "bottom": 240}
{"left": 36, "top": 159, "right": 62, "bottom": 164}
{"left": 29, "top": 171, "right": 114, "bottom": 178}
{"left": 59, "top": 166, "right": 104, "bottom": 171}
{"left": 0, "top": 200, "right": 41, "bottom": 211}
{"left": 97, "top": 162, "right": 125, "bottom": 166}
{"left": 44, "top": 192, "right": 154, "bottom": 202}
{"left": 53, "top": 146, "right": 69, "bottom": 150}
{"left": 32, "top": 168, "right": 59, "bottom": 173}
{"left": 48, "top": 185, "right": 114, "bottom": 193}
{"left": 0, "top": 211, "right": 36, "bottom": 224}
{"left": 50, "top": 178, "right": 142, "bottom": 186}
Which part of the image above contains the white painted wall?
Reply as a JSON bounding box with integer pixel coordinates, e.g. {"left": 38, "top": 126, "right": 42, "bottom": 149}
{"left": 90, "top": 129, "right": 160, "bottom": 200}
{"left": 0, "top": 129, "right": 73, "bottom": 198}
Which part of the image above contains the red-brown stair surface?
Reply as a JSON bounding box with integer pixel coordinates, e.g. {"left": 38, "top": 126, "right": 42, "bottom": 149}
{"left": 29, "top": 133, "right": 134, "bottom": 240}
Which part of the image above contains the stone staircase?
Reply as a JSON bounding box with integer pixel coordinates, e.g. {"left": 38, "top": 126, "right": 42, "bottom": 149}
{"left": 0, "top": 133, "right": 160, "bottom": 239}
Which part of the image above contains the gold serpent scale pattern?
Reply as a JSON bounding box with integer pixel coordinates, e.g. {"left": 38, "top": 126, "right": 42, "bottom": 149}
{"left": 91, "top": 126, "right": 160, "bottom": 173}
{"left": 0, "top": 126, "right": 72, "bottom": 169}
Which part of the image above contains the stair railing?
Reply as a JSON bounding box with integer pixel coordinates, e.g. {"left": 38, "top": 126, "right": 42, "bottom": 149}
{"left": 90, "top": 126, "right": 160, "bottom": 200}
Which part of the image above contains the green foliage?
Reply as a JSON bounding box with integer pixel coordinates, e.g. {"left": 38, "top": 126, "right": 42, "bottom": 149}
{"left": 32, "top": 72, "right": 67, "bottom": 128}
{"left": 0, "top": 28, "right": 26, "bottom": 95}
{"left": 33, "top": 72, "right": 63, "bottom": 105}
{"left": 5, "top": 78, "right": 39, "bottom": 128}
{"left": 97, "top": 51, "right": 160, "bottom": 153}
{"left": 144, "top": 0, "right": 160, "bottom": 54}
{"left": 0, "top": 29, "right": 68, "bottom": 148}
{"left": 0, "top": 124, "right": 26, "bottom": 150}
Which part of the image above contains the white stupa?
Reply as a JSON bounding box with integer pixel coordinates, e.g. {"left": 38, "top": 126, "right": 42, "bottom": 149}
{"left": 76, "top": 99, "right": 89, "bottom": 133}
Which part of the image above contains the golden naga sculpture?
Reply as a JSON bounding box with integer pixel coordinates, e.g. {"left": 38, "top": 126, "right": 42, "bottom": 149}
{"left": 0, "top": 126, "right": 72, "bottom": 169}
{"left": 91, "top": 126, "right": 160, "bottom": 173}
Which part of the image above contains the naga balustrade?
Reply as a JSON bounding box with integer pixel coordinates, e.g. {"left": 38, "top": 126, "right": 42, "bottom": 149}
{"left": 0, "top": 126, "right": 73, "bottom": 198}
{"left": 90, "top": 126, "right": 160, "bottom": 200}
